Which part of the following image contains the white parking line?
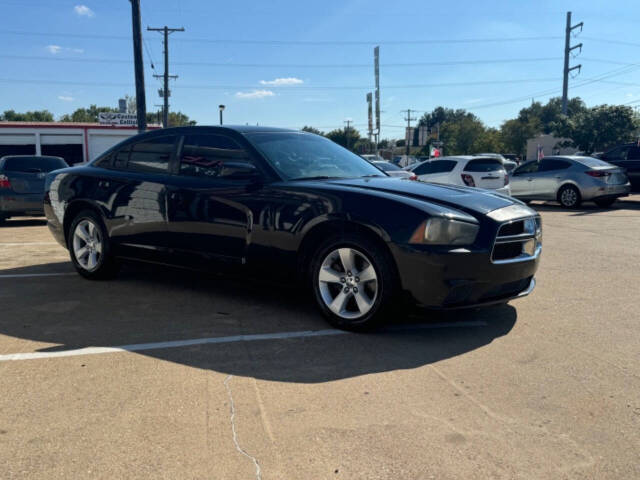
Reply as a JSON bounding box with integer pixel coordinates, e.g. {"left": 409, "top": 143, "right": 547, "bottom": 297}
{"left": 0, "top": 321, "right": 487, "bottom": 362}
{"left": 0, "top": 272, "right": 75, "bottom": 279}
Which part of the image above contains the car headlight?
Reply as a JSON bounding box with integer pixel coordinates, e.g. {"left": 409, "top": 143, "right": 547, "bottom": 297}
{"left": 409, "top": 217, "right": 479, "bottom": 245}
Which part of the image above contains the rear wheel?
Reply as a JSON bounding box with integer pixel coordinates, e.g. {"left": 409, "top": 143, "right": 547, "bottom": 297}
{"left": 310, "top": 233, "right": 397, "bottom": 331}
{"left": 558, "top": 184, "right": 581, "bottom": 208}
{"left": 594, "top": 198, "right": 616, "bottom": 208}
{"left": 68, "top": 210, "right": 119, "bottom": 279}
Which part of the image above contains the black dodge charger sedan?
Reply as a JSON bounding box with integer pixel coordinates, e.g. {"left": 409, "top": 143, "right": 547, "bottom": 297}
{"left": 44, "top": 126, "right": 541, "bottom": 329}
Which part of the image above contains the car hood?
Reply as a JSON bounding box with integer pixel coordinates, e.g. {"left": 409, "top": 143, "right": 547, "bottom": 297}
{"left": 323, "top": 177, "right": 515, "bottom": 215}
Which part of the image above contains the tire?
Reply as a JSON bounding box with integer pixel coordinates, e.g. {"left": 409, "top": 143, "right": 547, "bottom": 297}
{"left": 558, "top": 184, "right": 581, "bottom": 208}
{"left": 309, "top": 233, "right": 397, "bottom": 331}
{"left": 67, "top": 209, "right": 120, "bottom": 280}
{"left": 594, "top": 198, "right": 616, "bottom": 208}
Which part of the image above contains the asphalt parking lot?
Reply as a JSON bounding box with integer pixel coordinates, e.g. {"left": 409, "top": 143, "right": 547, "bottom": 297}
{"left": 1, "top": 196, "right": 639, "bottom": 479}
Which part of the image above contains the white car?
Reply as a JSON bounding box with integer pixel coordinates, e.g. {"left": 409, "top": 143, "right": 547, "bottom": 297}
{"left": 406, "top": 156, "right": 511, "bottom": 195}
{"left": 475, "top": 153, "right": 518, "bottom": 173}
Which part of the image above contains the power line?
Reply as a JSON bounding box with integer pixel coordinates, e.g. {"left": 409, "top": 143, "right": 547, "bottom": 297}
{"left": 0, "top": 29, "right": 562, "bottom": 45}
{"left": 0, "top": 77, "right": 561, "bottom": 90}
{"left": 0, "top": 54, "right": 568, "bottom": 68}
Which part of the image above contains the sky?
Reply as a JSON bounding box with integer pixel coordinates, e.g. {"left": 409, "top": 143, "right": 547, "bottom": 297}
{"left": 1, "top": 0, "right": 639, "bottom": 139}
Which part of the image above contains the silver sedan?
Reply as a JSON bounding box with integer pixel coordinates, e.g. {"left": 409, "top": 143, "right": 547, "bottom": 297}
{"left": 510, "top": 156, "right": 631, "bottom": 208}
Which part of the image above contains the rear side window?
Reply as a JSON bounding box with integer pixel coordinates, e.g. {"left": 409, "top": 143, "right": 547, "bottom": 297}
{"left": 2, "top": 156, "right": 67, "bottom": 172}
{"left": 179, "top": 134, "right": 252, "bottom": 179}
{"left": 127, "top": 135, "right": 176, "bottom": 174}
{"left": 540, "top": 159, "right": 571, "bottom": 171}
{"left": 430, "top": 160, "right": 457, "bottom": 173}
{"left": 464, "top": 159, "right": 503, "bottom": 172}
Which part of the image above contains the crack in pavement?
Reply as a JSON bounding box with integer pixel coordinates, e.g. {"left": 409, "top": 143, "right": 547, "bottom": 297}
{"left": 224, "top": 375, "right": 262, "bottom": 480}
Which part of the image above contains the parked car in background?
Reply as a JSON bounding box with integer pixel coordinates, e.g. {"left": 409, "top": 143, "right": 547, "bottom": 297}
{"left": 475, "top": 153, "right": 518, "bottom": 173}
{"left": 372, "top": 160, "right": 417, "bottom": 179}
{"left": 407, "top": 156, "right": 511, "bottom": 195}
{"left": 0, "top": 155, "right": 68, "bottom": 224}
{"left": 361, "top": 154, "right": 385, "bottom": 162}
{"left": 43, "top": 126, "right": 541, "bottom": 330}
{"left": 596, "top": 143, "right": 640, "bottom": 190}
{"left": 510, "top": 156, "right": 630, "bottom": 208}
{"left": 392, "top": 155, "right": 419, "bottom": 168}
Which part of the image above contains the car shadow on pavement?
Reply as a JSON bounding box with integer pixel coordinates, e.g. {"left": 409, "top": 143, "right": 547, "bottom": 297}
{"left": 0, "top": 261, "right": 517, "bottom": 383}
{"left": 530, "top": 199, "right": 640, "bottom": 215}
{"left": 0, "top": 218, "right": 47, "bottom": 228}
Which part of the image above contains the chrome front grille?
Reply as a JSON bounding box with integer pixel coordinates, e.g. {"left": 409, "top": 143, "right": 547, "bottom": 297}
{"left": 491, "top": 217, "right": 542, "bottom": 263}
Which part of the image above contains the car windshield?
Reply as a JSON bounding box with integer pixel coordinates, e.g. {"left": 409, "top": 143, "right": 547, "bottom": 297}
{"left": 2, "top": 156, "right": 67, "bottom": 172}
{"left": 576, "top": 157, "right": 614, "bottom": 168}
{"left": 245, "top": 132, "right": 385, "bottom": 180}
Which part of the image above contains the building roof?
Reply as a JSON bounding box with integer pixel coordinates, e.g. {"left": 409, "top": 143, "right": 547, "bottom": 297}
{"left": 0, "top": 121, "right": 161, "bottom": 129}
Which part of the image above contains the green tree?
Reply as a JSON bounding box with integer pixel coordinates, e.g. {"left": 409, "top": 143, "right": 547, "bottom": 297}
{"left": 301, "top": 126, "right": 324, "bottom": 135}
{"left": 1, "top": 109, "right": 54, "bottom": 122}
{"left": 59, "top": 105, "right": 118, "bottom": 123}
{"left": 500, "top": 117, "right": 540, "bottom": 156}
{"left": 554, "top": 104, "right": 640, "bottom": 153}
{"left": 438, "top": 114, "right": 486, "bottom": 155}
{"left": 145, "top": 111, "right": 196, "bottom": 127}
{"left": 326, "top": 127, "right": 361, "bottom": 150}
{"left": 472, "top": 127, "right": 504, "bottom": 153}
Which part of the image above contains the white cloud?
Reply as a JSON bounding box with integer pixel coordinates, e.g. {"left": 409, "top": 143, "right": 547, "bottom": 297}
{"left": 46, "top": 45, "right": 62, "bottom": 55}
{"left": 235, "top": 90, "right": 275, "bottom": 99}
{"left": 74, "top": 5, "right": 94, "bottom": 17}
{"left": 58, "top": 95, "right": 74, "bottom": 102}
{"left": 259, "top": 77, "right": 304, "bottom": 86}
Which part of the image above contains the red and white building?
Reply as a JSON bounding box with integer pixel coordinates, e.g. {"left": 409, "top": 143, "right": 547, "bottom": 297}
{"left": 0, "top": 122, "right": 159, "bottom": 165}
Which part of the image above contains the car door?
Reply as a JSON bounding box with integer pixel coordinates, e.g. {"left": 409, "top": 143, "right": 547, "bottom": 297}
{"left": 534, "top": 158, "right": 572, "bottom": 198}
{"left": 428, "top": 160, "right": 458, "bottom": 184}
{"left": 96, "top": 134, "right": 176, "bottom": 257}
{"left": 510, "top": 161, "right": 540, "bottom": 197}
{"left": 622, "top": 146, "right": 640, "bottom": 186}
{"left": 165, "top": 133, "right": 265, "bottom": 265}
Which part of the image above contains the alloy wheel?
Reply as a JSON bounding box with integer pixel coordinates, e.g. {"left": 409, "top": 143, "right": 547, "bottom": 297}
{"left": 560, "top": 187, "right": 578, "bottom": 207}
{"left": 317, "top": 247, "right": 378, "bottom": 320}
{"left": 72, "top": 219, "right": 103, "bottom": 271}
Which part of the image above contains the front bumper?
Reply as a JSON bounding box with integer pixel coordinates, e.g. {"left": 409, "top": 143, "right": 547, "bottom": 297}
{"left": 392, "top": 242, "right": 540, "bottom": 308}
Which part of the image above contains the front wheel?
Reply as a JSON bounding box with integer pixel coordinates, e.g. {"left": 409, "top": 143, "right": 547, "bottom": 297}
{"left": 310, "top": 234, "right": 397, "bottom": 331}
{"left": 558, "top": 185, "right": 581, "bottom": 208}
{"left": 68, "top": 210, "right": 119, "bottom": 279}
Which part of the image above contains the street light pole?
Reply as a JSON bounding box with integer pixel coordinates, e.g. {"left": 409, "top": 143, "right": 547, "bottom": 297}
{"left": 219, "top": 105, "right": 225, "bottom": 125}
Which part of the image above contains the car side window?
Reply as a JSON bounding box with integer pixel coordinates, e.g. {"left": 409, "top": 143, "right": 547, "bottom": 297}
{"left": 539, "top": 159, "right": 571, "bottom": 172}
{"left": 413, "top": 162, "right": 433, "bottom": 175}
{"left": 431, "top": 160, "right": 457, "bottom": 173}
{"left": 179, "top": 134, "right": 254, "bottom": 179}
{"left": 627, "top": 146, "right": 640, "bottom": 160}
{"left": 514, "top": 161, "right": 539, "bottom": 175}
{"left": 127, "top": 135, "right": 176, "bottom": 174}
{"left": 602, "top": 146, "right": 629, "bottom": 161}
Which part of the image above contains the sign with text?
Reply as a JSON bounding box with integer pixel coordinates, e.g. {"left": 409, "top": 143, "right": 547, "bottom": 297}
{"left": 98, "top": 112, "right": 137, "bottom": 126}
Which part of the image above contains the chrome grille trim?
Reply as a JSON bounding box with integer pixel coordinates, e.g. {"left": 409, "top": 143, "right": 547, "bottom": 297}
{"left": 491, "top": 216, "right": 542, "bottom": 264}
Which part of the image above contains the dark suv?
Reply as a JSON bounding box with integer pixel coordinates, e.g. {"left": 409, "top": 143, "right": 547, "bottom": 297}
{"left": 597, "top": 143, "right": 640, "bottom": 190}
{"left": 0, "top": 155, "right": 68, "bottom": 224}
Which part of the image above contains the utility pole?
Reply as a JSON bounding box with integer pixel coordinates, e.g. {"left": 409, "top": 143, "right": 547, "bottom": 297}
{"left": 129, "top": 0, "right": 146, "bottom": 133}
{"left": 374, "top": 46, "right": 380, "bottom": 151}
{"left": 562, "top": 11, "right": 583, "bottom": 114}
{"left": 402, "top": 109, "right": 417, "bottom": 157}
{"left": 344, "top": 120, "right": 352, "bottom": 151}
{"left": 147, "top": 25, "right": 184, "bottom": 127}
{"left": 366, "top": 92, "right": 373, "bottom": 149}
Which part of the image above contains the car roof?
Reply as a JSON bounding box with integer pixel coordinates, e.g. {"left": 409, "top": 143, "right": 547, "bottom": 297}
{"left": 0, "top": 155, "right": 65, "bottom": 160}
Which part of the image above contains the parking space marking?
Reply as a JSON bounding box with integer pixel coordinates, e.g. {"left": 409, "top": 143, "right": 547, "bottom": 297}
{"left": 0, "top": 321, "right": 487, "bottom": 362}
{"left": 0, "top": 273, "right": 75, "bottom": 279}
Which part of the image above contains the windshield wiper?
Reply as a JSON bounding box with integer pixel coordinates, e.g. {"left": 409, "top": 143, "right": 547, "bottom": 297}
{"left": 360, "top": 174, "right": 384, "bottom": 178}
{"left": 288, "top": 175, "right": 342, "bottom": 181}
